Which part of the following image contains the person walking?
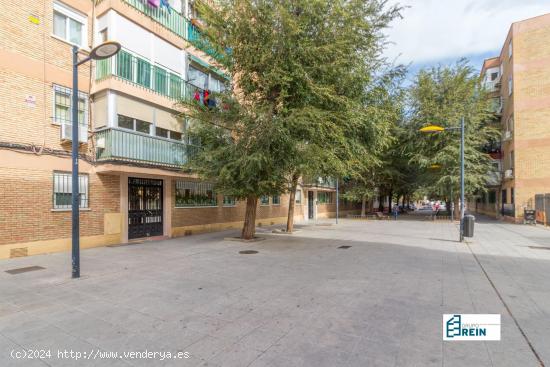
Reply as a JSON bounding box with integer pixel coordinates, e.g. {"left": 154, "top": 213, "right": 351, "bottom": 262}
{"left": 392, "top": 204, "right": 399, "bottom": 220}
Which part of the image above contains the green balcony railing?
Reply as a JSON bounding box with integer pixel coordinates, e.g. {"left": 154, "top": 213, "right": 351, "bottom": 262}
{"left": 96, "top": 127, "right": 198, "bottom": 167}
{"left": 187, "top": 22, "right": 222, "bottom": 60}
{"left": 120, "top": 0, "right": 225, "bottom": 62}
{"left": 96, "top": 50, "right": 197, "bottom": 101}
{"left": 121, "top": 0, "right": 187, "bottom": 38}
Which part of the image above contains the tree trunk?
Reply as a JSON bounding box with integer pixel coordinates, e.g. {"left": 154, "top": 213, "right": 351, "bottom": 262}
{"left": 242, "top": 195, "right": 258, "bottom": 239}
{"left": 388, "top": 190, "right": 393, "bottom": 211}
{"left": 378, "top": 192, "right": 384, "bottom": 212}
{"left": 361, "top": 194, "right": 367, "bottom": 217}
{"left": 286, "top": 173, "right": 299, "bottom": 233}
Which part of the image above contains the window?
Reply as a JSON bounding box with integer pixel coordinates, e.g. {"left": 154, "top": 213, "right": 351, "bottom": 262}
{"left": 53, "top": 85, "right": 87, "bottom": 126}
{"left": 175, "top": 181, "right": 217, "bottom": 207}
{"left": 170, "top": 131, "right": 182, "bottom": 141}
{"left": 272, "top": 195, "right": 280, "bottom": 205}
{"left": 511, "top": 188, "right": 515, "bottom": 204}
{"left": 508, "top": 40, "right": 513, "bottom": 59}
{"left": 223, "top": 196, "right": 236, "bottom": 206}
{"left": 154, "top": 66, "right": 168, "bottom": 95}
{"left": 135, "top": 120, "right": 150, "bottom": 134}
{"left": 502, "top": 189, "right": 507, "bottom": 204}
{"left": 490, "top": 72, "right": 498, "bottom": 81}
{"left": 508, "top": 75, "right": 513, "bottom": 96}
{"left": 317, "top": 192, "right": 333, "bottom": 204}
{"left": 295, "top": 190, "right": 302, "bottom": 204}
{"left": 260, "top": 195, "right": 270, "bottom": 206}
{"left": 118, "top": 115, "right": 134, "bottom": 130}
{"left": 510, "top": 151, "right": 514, "bottom": 169}
{"left": 99, "top": 28, "right": 108, "bottom": 43}
{"left": 188, "top": 65, "right": 208, "bottom": 89}
{"left": 52, "top": 2, "right": 86, "bottom": 47}
{"left": 507, "top": 116, "right": 514, "bottom": 132}
{"left": 53, "top": 172, "right": 88, "bottom": 209}
{"left": 156, "top": 127, "right": 169, "bottom": 138}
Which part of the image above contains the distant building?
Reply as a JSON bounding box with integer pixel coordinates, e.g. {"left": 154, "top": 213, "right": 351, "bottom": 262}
{"left": 474, "top": 13, "right": 550, "bottom": 222}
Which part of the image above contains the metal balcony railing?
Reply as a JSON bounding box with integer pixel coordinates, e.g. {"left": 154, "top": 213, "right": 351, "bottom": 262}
{"left": 120, "top": 0, "right": 224, "bottom": 61}
{"left": 96, "top": 50, "right": 198, "bottom": 101}
{"left": 95, "top": 127, "right": 198, "bottom": 167}
{"left": 303, "top": 177, "right": 337, "bottom": 189}
{"left": 121, "top": 0, "right": 187, "bottom": 38}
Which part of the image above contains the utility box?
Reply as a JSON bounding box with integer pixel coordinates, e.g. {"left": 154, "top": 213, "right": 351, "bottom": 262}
{"left": 463, "top": 215, "right": 475, "bottom": 237}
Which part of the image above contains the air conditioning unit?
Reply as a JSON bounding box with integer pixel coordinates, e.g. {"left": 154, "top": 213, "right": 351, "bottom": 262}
{"left": 504, "top": 169, "right": 514, "bottom": 179}
{"left": 503, "top": 130, "right": 512, "bottom": 141}
{"left": 61, "top": 123, "right": 87, "bottom": 143}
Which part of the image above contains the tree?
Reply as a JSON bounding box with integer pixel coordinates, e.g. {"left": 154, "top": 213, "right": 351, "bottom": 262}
{"left": 180, "top": 0, "right": 403, "bottom": 237}
{"left": 406, "top": 59, "right": 499, "bottom": 219}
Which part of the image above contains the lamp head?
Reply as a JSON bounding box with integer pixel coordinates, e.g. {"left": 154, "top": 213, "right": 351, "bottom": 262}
{"left": 90, "top": 41, "right": 121, "bottom": 60}
{"left": 419, "top": 125, "right": 445, "bottom": 133}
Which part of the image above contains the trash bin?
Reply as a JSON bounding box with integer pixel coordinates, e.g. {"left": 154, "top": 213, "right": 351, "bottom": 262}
{"left": 463, "top": 215, "right": 475, "bottom": 237}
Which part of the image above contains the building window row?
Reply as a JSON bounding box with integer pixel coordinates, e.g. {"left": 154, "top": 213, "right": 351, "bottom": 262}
{"left": 175, "top": 181, "right": 217, "bottom": 207}
{"left": 317, "top": 192, "right": 334, "bottom": 204}
{"left": 117, "top": 114, "right": 182, "bottom": 141}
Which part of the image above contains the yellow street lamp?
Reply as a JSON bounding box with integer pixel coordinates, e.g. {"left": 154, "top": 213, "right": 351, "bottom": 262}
{"left": 419, "top": 117, "right": 466, "bottom": 242}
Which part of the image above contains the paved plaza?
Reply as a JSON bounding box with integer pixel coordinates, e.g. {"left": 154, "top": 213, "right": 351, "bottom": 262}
{"left": 1, "top": 217, "right": 550, "bottom": 366}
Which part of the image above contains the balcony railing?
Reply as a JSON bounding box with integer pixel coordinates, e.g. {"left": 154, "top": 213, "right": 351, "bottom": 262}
{"left": 187, "top": 22, "right": 222, "bottom": 59}
{"left": 120, "top": 0, "right": 224, "bottom": 62}
{"left": 95, "top": 127, "right": 197, "bottom": 167}
{"left": 121, "top": 0, "right": 187, "bottom": 38}
{"left": 303, "top": 177, "right": 337, "bottom": 189}
{"left": 96, "top": 50, "right": 198, "bottom": 101}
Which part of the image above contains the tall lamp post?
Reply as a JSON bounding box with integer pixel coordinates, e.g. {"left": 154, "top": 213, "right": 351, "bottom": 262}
{"left": 419, "top": 116, "right": 465, "bottom": 242}
{"left": 71, "top": 41, "right": 120, "bottom": 278}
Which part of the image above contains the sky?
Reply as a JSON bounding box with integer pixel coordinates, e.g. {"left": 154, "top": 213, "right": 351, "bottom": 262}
{"left": 384, "top": 0, "right": 550, "bottom": 78}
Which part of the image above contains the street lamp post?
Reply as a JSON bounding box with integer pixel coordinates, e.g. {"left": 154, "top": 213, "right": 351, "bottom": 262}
{"left": 71, "top": 41, "right": 121, "bottom": 278}
{"left": 419, "top": 118, "right": 466, "bottom": 242}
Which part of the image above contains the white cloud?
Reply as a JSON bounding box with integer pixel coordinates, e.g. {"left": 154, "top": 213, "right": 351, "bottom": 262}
{"left": 384, "top": 0, "right": 550, "bottom": 64}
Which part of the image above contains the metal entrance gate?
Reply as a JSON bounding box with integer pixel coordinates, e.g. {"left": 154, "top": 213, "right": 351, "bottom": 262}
{"left": 128, "top": 177, "right": 163, "bottom": 239}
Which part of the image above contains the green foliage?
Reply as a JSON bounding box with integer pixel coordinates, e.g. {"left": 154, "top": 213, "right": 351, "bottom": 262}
{"left": 406, "top": 59, "right": 499, "bottom": 198}
{"left": 180, "top": 0, "right": 404, "bottom": 200}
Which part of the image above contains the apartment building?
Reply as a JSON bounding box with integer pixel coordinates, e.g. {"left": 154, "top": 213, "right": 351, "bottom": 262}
{"left": 0, "top": 0, "right": 351, "bottom": 259}
{"left": 474, "top": 13, "right": 550, "bottom": 222}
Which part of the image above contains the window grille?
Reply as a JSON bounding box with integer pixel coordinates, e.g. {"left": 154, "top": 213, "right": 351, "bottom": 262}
{"left": 175, "top": 181, "right": 217, "bottom": 207}
{"left": 53, "top": 172, "right": 89, "bottom": 209}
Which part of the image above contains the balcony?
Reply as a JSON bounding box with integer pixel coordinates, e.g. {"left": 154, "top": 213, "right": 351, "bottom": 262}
{"left": 95, "top": 127, "right": 196, "bottom": 168}
{"left": 121, "top": 0, "right": 187, "bottom": 39}
{"left": 96, "top": 50, "right": 197, "bottom": 101}
{"left": 120, "top": 0, "right": 224, "bottom": 62}
{"left": 187, "top": 21, "right": 223, "bottom": 60}
{"left": 303, "top": 177, "right": 337, "bottom": 189}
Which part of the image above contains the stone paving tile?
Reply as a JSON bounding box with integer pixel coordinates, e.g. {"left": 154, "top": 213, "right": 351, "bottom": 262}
{"left": 1, "top": 219, "right": 550, "bottom": 366}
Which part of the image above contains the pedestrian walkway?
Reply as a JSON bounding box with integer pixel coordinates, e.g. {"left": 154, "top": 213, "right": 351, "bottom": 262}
{"left": 0, "top": 219, "right": 549, "bottom": 366}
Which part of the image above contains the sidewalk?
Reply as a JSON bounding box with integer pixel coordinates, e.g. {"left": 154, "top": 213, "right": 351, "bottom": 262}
{"left": 0, "top": 219, "right": 548, "bottom": 366}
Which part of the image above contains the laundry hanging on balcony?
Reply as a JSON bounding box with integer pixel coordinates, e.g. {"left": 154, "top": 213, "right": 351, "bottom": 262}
{"left": 147, "top": 0, "right": 160, "bottom": 8}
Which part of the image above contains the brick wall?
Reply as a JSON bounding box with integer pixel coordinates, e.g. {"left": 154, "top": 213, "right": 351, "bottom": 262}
{"left": 0, "top": 162, "right": 119, "bottom": 246}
